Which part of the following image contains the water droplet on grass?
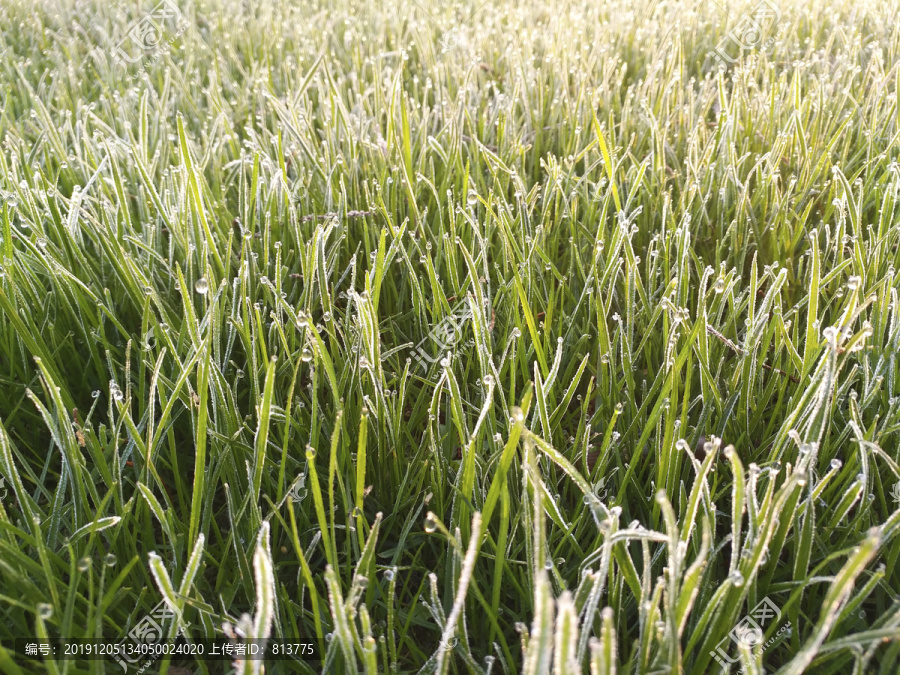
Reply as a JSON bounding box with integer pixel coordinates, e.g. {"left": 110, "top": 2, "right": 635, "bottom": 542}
{"left": 37, "top": 603, "right": 53, "bottom": 619}
{"left": 728, "top": 571, "right": 744, "bottom": 586}
{"left": 424, "top": 513, "right": 437, "bottom": 533}
{"left": 195, "top": 277, "right": 209, "bottom": 294}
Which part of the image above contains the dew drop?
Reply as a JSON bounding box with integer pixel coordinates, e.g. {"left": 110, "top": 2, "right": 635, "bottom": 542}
{"left": 194, "top": 277, "right": 209, "bottom": 295}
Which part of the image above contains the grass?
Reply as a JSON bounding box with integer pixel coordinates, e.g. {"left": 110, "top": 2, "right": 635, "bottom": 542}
{"left": 1, "top": 0, "right": 900, "bottom": 672}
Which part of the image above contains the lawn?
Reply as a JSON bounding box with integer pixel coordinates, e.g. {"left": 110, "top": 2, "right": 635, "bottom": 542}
{"left": 1, "top": 0, "right": 899, "bottom": 673}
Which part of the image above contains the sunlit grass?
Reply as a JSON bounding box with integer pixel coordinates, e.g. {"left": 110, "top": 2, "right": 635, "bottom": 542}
{"left": 0, "top": 0, "right": 899, "bottom": 673}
